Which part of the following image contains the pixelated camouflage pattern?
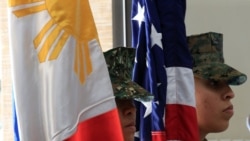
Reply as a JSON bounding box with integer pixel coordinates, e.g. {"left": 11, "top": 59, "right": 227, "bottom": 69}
{"left": 104, "top": 47, "right": 153, "bottom": 101}
{"left": 187, "top": 32, "right": 247, "bottom": 85}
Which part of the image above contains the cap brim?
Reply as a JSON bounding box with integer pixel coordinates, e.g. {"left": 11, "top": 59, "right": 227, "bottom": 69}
{"left": 193, "top": 62, "right": 247, "bottom": 85}
{"left": 111, "top": 79, "right": 153, "bottom": 102}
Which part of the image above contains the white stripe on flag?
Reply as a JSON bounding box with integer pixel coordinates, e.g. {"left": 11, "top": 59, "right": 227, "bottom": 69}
{"left": 165, "top": 67, "right": 196, "bottom": 107}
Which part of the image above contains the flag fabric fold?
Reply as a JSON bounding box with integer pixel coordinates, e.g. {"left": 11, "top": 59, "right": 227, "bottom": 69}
{"left": 131, "top": 0, "right": 199, "bottom": 140}
{"left": 9, "top": 0, "right": 123, "bottom": 140}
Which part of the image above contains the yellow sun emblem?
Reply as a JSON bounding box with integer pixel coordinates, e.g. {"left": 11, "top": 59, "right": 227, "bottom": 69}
{"left": 9, "top": 0, "right": 99, "bottom": 84}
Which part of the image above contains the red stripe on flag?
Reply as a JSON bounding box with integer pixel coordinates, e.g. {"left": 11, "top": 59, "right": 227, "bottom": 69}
{"left": 65, "top": 109, "right": 123, "bottom": 141}
{"left": 165, "top": 104, "right": 199, "bottom": 141}
{"left": 152, "top": 131, "right": 166, "bottom": 141}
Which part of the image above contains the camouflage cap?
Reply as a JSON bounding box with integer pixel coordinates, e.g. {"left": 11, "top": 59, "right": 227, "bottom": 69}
{"left": 187, "top": 32, "right": 247, "bottom": 85}
{"left": 104, "top": 47, "right": 153, "bottom": 101}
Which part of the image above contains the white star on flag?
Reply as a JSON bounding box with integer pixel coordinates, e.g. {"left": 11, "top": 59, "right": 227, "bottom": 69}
{"left": 150, "top": 24, "right": 163, "bottom": 49}
{"left": 134, "top": 131, "right": 139, "bottom": 138}
{"left": 146, "top": 57, "right": 149, "bottom": 68}
{"left": 132, "top": 2, "right": 145, "bottom": 27}
{"left": 141, "top": 101, "right": 152, "bottom": 118}
{"left": 157, "top": 82, "right": 161, "bottom": 87}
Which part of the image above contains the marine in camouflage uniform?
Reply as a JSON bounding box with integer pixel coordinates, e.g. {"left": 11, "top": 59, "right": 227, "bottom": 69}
{"left": 104, "top": 47, "right": 153, "bottom": 141}
{"left": 187, "top": 32, "right": 247, "bottom": 141}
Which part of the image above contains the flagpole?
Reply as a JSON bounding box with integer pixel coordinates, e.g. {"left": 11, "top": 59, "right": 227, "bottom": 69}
{"left": 112, "top": 0, "right": 127, "bottom": 47}
{"left": 122, "top": 0, "right": 127, "bottom": 46}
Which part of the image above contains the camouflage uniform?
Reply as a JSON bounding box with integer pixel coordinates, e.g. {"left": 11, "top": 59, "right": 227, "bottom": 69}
{"left": 187, "top": 32, "right": 247, "bottom": 85}
{"left": 104, "top": 47, "right": 153, "bottom": 101}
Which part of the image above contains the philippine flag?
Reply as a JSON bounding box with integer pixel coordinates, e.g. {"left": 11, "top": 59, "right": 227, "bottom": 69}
{"left": 8, "top": 0, "right": 123, "bottom": 141}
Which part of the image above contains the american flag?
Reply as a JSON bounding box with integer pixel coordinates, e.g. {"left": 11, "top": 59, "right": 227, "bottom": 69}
{"left": 131, "top": 0, "right": 199, "bottom": 140}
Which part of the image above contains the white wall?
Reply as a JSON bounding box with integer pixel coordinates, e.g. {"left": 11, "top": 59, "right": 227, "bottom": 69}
{"left": 186, "top": 0, "right": 250, "bottom": 140}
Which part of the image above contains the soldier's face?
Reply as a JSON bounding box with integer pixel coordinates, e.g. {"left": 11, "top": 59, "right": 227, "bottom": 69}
{"left": 115, "top": 98, "right": 136, "bottom": 141}
{"left": 194, "top": 77, "right": 235, "bottom": 138}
